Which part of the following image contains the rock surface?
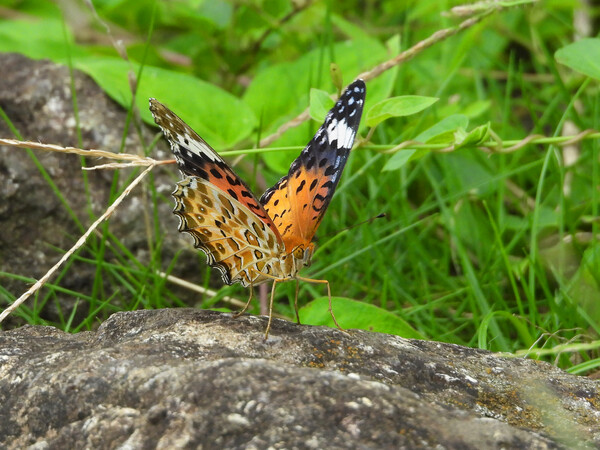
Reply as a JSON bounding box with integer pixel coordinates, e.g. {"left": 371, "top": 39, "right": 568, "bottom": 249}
{"left": 1, "top": 308, "right": 598, "bottom": 448}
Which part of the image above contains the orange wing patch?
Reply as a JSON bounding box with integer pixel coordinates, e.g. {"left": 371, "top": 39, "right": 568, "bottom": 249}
{"left": 260, "top": 80, "right": 366, "bottom": 251}
{"left": 149, "top": 99, "right": 282, "bottom": 242}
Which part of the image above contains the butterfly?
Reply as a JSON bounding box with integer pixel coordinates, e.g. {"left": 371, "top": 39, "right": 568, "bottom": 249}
{"left": 150, "top": 79, "right": 366, "bottom": 338}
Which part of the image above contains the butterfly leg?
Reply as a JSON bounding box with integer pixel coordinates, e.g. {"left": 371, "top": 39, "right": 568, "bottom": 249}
{"left": 296, "top": 276, "right": 346, "bottom": 333}
{"left": 265, "top": 278, "right": 283, "bottom": 340}
{"left": 233, "top": 277, "right": 254, "bottom": 318}
{"left": 294, "top": 279, "right": 301, "bottom": 324}
{"left": 242, "top": 268, "right": 284, "bottom": 339}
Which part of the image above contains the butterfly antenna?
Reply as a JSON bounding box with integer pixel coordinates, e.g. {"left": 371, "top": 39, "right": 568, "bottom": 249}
{"left": 325, "top": 213, "right": 386, "bottom": 238}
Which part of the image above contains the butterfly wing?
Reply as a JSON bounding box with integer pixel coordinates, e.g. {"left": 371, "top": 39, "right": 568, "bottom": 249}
{"left": 173, "top": 176, "right": 283, "bottom": 287}
{"left": 260, "top": 79, "right": 366, "bottom": 251}
{"left": 149, "top": 98, "right": 283, "bottom": 242}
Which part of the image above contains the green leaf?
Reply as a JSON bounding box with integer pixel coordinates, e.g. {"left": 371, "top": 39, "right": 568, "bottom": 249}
{"left": 245, "top": 38, "right": 386, "bottom": 130}
{"left": 453, "top": 122, "right": 491, "bottom": 149}
{"left": 382, "top": 115, "right": 469, "bottom": 171}
{"left": 463, "top": 100, "right": 491, "bottom": 119}
{"left": 416, "top": 114, "right": 469, "bottom": 142}
{"left": 76, "top": 58, "right": 257, "bottom": 148}
{"left": 0, "top": 18, "right": 80, "bottom": 61}
{"left": 299, "top": 297, "right": 425, "bottom": 339}
{"left": 566, "top": 243, "right": 600, "bottom": 327}
{"left": 382, "top": 149, "right": 417, "bottom": 171}
{"left": 443, "top": 152, "right": 494, "bottom": 195}
{"left": 366, "top": 95, "right": 438, "bottom": 128}
{"left": 555, "top": 38, "right": 600, "bottom": 80}
{"left": 309, "top": 88, "right": 334, "bottom": 123}
{"left": 427, "top": 130, "right": 456, "bottom": 145}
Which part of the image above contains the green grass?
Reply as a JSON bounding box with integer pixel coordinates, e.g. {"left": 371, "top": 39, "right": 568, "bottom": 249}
{"left": 1, "top": 0, "right": 600, "bottom": 374}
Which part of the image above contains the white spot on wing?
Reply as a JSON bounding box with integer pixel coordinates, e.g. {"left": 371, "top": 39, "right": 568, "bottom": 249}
{"left": 327, "top": 117, "right": 353, "bottom": 149}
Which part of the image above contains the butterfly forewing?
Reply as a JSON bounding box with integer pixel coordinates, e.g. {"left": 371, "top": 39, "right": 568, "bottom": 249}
{"left": 173, "top": 176, "right": 283, "bottom": 286}
{"left": 260, "top": 79, "right": 366, "bottom": 251}
{"left": 149, "top": 98, "right": 282, "bottom": 241}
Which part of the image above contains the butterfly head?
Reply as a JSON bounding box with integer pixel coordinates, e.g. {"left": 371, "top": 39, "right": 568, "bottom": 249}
{"left": 292, "top": 243, "right": 315, "bottom": 268}
{"left": 278, "top": 242, "right": 315, "bottom": 278}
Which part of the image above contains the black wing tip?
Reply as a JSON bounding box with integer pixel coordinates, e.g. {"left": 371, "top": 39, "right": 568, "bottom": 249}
{"left": 148, "top": 98, "right": 161, "bottom": 112}
{"left": 349, "top": 78, "right": 365, "bottom": 88}
{"left": 346, "top": 79, "right": 366, "bottom": 95}
{"left": 341, "top": 80, "right": 366, "bottom": 103}
{"left": 327, "top": 79, "right": 365, "bottom": 131}
{"left": 148, "top": 98, "right": 171, "bottom": 126}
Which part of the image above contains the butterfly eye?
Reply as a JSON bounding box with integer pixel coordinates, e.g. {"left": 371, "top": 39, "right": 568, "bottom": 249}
{"left": 293, "top": 246, "right": 305, "bottom": 259}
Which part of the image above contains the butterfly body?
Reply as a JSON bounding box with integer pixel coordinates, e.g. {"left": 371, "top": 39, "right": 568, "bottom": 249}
{"left": 150, "top": 79, "right": 366, "bottom": 336}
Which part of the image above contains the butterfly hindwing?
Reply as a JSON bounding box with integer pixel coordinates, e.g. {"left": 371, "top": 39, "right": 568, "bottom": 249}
{"left": 173, "top": 176, "right": 284, "bottom": 286}
{"left": 149, "top": 98, "right": 282, "bottom": 241}
{"left": 260, "top": 79, "right": 366, "bottom": 251}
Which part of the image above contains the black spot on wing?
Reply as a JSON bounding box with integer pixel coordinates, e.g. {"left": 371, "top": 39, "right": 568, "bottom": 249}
{"left": 196, "top": 168, "right": 209, "bottom": 179}
{"left": 226, "top": 175, "right": 241, "bottom": 186}
{"left": 227, "top": 189, "right": 238, "bottom": 201}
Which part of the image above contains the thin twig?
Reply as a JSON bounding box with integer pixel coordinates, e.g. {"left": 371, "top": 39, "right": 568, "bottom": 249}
{"left": 371, "top": 129, "right": 600, "bottom": 155}
{"left": 0, "top": 138, "right": 163, "bottom": 165}
{"left": 259, "top": 11, "right": 493, "bottom": 148}
{"left": 159, "top": 271, "right": 286, "bottom": 319}
{"left": 158, "top": 271, "right": 245, "bottom": 308}
{"left": 358, "top": 14, "right": 492, "bottom": 82}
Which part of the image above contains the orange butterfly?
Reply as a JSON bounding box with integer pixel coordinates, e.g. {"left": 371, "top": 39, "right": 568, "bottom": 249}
{"left": 150, "top": 79, "right": 366, "bottom": 337}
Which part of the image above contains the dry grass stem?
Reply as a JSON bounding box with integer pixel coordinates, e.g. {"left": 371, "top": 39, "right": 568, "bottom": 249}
{"left": 259, "top": 9, "right": 491, "bottom": 148}
{"left": 0, "top": 138, "right": 161, "bottom": 166}
{"left": 159, "top": 271, "right": 287, "bottom": 319}
{"left": 159, "top": 271, "right": 246, "bottom": 309}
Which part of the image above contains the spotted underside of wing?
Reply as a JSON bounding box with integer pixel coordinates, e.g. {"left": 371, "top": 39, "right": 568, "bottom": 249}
{"left": 173, "top": 176, "right": 285, "bottom": 287}
{"left": 260, "top": 79, "right": 366, "bottom": 251}
{"left": 149, "top": 98, "right": 282, "bottom": 242}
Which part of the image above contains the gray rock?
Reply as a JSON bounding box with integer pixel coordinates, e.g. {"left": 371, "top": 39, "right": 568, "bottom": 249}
{"left": 1, "top": 308, "right": 597, "bottom": 449}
